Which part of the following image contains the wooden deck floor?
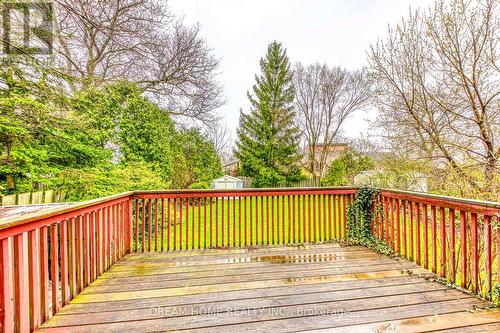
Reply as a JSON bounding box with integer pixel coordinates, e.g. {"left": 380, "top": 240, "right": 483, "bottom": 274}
{"left": 37, "top": 244, "right": 500, "bottom": 332}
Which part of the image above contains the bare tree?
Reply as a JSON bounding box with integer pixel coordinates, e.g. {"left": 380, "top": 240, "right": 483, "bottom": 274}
{"left": 293, "top": 63, "right": 371, "bottom": 181}
{"left": 368, "top": 0, "right": 499, "bottom": 198}
{"left": 53, "top": 0, "right": 224, "bottom": 123}
{"left": 205, "top": 121, "right": 232, "bottom": 164}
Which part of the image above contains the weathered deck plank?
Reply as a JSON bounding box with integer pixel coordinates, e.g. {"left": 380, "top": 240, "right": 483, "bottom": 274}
{"left": 37, "top": 244, "right": 499, "bottom": 333}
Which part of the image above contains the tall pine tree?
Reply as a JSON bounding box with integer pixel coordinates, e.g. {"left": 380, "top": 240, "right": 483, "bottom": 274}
{"left": 236, "top": 41, "right": 301, "bottom": 187}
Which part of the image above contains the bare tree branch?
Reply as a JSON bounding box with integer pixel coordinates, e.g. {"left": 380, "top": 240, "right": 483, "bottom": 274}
{"left": 53, "top": 0, "right": 224, "bottom": 123}
{"left": 294, "top": 63, "right": 371, "bottom": 181}
{"left": 368, "top": 0, "right": 499, "bottom": 196}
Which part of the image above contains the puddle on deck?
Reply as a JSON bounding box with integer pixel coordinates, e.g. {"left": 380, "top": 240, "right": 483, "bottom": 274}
{"left": 220, "top": 253, "right": 347, "bottom": 264}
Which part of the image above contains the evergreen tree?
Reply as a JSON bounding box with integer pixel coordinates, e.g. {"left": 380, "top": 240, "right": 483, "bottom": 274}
{"left": 235, "top": 41, "right": 301, "bottom": 187}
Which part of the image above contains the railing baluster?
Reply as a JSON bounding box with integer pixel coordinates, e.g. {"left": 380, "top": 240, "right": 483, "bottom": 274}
{"left": 155, "top": 199, "right": 159, "bottom": 252}
{"left": 270, "top": 195, "right": 274, "bottom": 244}
{"left": 390, "top": 198, "right": 395, "bottom": 250}
{"left": 97, "top": 210, "right": 104, "bottom": 276}
{"left": 134, "top": 200, "right": 139, "bottom": 252}
{"left": 266, "top": 196, "right": 270, "bottom": 245}
{"left": 186, "top": 197, "right": 190, "bottom": 250}
{"left": 232, "top": 196, "right": 236, "bottom": 247}
{"left": 409, "top": 201, "right": 414, "bottom": 261}
{"left": 1, "top": 237, "right": 15, "bottom": 332}
{"left": 260, "top": 196, "right": 264, "bottom": 245}
{"left": 281, "top": 195, "right": 285, "bottom": 244}
{"left": 377, "top": 194, "right": 382, "bottom": 241}
{"left": 185, "top": 197, "right": 192, "bottom": 250}
{"left": 302, "top": 195, "right": 306, "bottom": 242}
{"left": 168, "top": 198, "right": 172, "bottom": 251}
{"left": 449, "top": 208, "right": 456, "bottom": 283}
{"left": 460, "top": 210, "right": 467, "bottom": 288}
{"left": 326, "top": 195, "right": 331, "bottom": 241}
{"left": 439, "top": 206, "right": 446, "bottom": 278}
{"left": 174, "top": 198, "right": 178, "bottom": 250}
{"left": 14, "top": 232, "right": 30, "bottom": 331}
{"left": 161, "top": 198, "right": 165, "bottom": 251}
{"left": 148, "top": 200, "right": 152, "bottom": 252}
{"left": 76, "top": 216, "right": 84, "bottom": 292}
{"left": 68, "top": 220, "right": 76, "bottom": 299}
{"left": 298, "top": 195, "right": 303, "bottom": 242}
{"left": 238, "top": 196, "right": 242, "bottom": 246}
{"left": 423, "top": 204, "right": 429, "bottom": 269}
{"left": 211, "top": 197, "right": 215, "bottom": 248}
{"left": 89, "top": 212, "right": 96, "bottom": 282}
{"left": 402, "top": 201, "right": 407, "bottom": 258}
{"left": 220, "top": 196, "right": 224, "bottom": 247}
{"left": 249, "top": 196, "right": 253, "bottom": 246}
{"left": 28, "top": 229, "right": 41, "bottom": 330}
{"left": 313, "top": 194, "right": 317, "bottom": 242}
{"left": 60, "top": 220, "right": 69, "bottom": 306}
{"left": 197, "top": 197, "right": 202, "bottom": 249}
{"left": 342, "top": 194, "right": 347, "bottom": 238}
{"left": 396, "top": 199, "right": 401, "bottom": 254}
{"left": 415, "top": 202, "right": 421, "bottom": 265}
{"left": 484, "top": 215, "right": 492, "bottom": 294}
{"left": 431, "top": 205, "right": 437, "bottom": 273}
{"left": 308, "top": 194, "right": 312, "bottom": 243}
{"left": 40, "top": 225, "right": 50, "bottom": 322}
{"left": 112, "top": 206, "right": 117, "bottom": 260}
{"left": 471, "top": 212, "right": 479, "bottom": 292}
{"left": 50, "top": 224, "right": 59, "bottom": 315}
{"left": 108, "top": 207, "right": 113, "bottom": 264}
{"left": 203, "top": 197, "right": 208, "bottom": 249}
{"left": 84, "top": 213, "right": 90, "bottom": 287}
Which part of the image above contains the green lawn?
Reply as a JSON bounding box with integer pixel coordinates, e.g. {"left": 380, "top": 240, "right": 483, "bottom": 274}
{"left": 133, "top": 195, "right": 347, "bottom": 251}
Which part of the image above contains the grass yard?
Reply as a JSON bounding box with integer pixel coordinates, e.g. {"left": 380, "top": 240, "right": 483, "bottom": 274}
{"left": 133, "top": 194, "right": 348, "bottom": 252}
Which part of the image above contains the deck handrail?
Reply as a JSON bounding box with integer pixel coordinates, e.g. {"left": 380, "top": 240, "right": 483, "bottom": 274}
{"left": 373, "top": 189, "right": 500, "bottom": 302}
{"left": 0, "top": 187, "right": 498, "bottom": 332}
{"left": 2, "top": 186, "right": 497, "bottom": 232}
{"left": 0, "top": 192, "right": 133, "bottom": 332}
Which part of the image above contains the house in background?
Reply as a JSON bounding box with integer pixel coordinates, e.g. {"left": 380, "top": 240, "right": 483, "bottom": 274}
{"left": 222, "top": 160, "right": 238, "bottom": 176}
{"left": 304, "top": 143, "right": 349, "bottom": 177}
{"left": 312, "top": 143, "right": 349, "bottom": 166}
{"left": 212, "top": 175, "right": 244, "bottom": 189}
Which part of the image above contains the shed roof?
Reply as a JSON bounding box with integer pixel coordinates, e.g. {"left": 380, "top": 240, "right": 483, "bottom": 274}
{"left": 212, "top": 175, "right": 243, "bottom": 182}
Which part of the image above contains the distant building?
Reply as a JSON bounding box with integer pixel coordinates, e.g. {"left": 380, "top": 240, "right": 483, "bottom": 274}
{"left": 305, "top": 143, "right": 349, "bottom": 176}
{"left": 212, "top": 175, "right": 244, "bottom": 190}
{"left": 222, "top": 160, "right": 238, "bottom": 176}
{"left": 310, "top": 143, "right": 348, "bottom": 164}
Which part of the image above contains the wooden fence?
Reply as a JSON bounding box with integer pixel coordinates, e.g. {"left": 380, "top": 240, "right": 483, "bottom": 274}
{"left": 0, "top": 190, "right": 65, "bottom": 206}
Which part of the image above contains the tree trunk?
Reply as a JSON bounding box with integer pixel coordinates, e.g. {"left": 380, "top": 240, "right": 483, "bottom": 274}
{"left": 4, "top": 141, "right": 15, "bottom": 191}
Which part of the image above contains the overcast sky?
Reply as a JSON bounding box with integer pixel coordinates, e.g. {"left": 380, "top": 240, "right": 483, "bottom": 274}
{"left": 169, "top": 0, "right": 435, "bottom": 141}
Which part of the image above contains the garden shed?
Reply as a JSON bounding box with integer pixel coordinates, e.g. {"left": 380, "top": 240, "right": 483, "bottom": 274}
{"left": 212, "top": 175, "right": 244, "bottom": 189}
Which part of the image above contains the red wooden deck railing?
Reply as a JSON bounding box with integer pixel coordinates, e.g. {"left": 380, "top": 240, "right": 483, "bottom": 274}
{"left": 373, "top": 189, "right": 500, "bottom": 298}
{"left": 132, "top": 188, "right": 356, "bottom": 251}
{"left": 0, "top": 187, "right": 498, "bottom": 332}
{"left": 0, "top": 192, "right": 133, "bottom": 333}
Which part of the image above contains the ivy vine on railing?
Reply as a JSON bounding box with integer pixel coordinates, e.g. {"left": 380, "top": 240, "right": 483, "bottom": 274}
{"left": 345, "top": 187, "right": 392, "bottom": 256}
